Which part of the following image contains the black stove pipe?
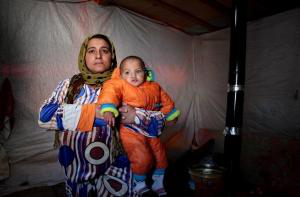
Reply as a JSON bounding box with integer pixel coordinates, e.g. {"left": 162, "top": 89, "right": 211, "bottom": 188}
{"left": 224, "top": 0, "right": 247, "bottom": 196}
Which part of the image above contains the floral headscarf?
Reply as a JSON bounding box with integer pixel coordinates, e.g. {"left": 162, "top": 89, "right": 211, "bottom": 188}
{"left": 65, "top": 34, "right": 117, "bottom": 104}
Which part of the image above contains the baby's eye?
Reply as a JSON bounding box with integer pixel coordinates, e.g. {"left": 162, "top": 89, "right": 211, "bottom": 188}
{"left": 136, "top": 70, "right": 143, "bottom": 73}
{"left": 124, "top": 71, "right": 130, "bottom": 75}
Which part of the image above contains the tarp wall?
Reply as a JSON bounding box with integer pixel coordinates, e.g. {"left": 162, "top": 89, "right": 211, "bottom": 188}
{"left": 0, "top": 0, "right": 194, "bottom": 194}
{"left": 193, "top": 8, "right": 300, "bottom": 142}
{"left": 192, "top": 8, "right": 300, "bottom": 194}
{"left": 0, "top": 0, "right": 299, "bottom": 195}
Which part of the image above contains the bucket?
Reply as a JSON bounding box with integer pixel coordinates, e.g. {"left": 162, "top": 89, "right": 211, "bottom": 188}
{"left": 188, "top": 167, "right": 224, "bottom": 196}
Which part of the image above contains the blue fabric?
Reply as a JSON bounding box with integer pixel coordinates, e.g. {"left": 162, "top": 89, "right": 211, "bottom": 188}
{"left": 59, "top": 145, "right": 75, "bottom": 167}
{"left": 154, "top": 103, "right": 162, "bottom": 108}
{"left": 153, "top": 168, "right": 165, "bottom": 175}
{"left": 75, "top": 88, "right": 85, "bottom": 100}
{"left": 165, "top": 107, "right": 178, "bottom": 119}
{"left": 154, "top": 103, "right": 162, "bottom": 111}
{"left": 66, "top": 180, "right": 76, "bottom": 196}
{"left": 93, "top": 118, "right": 107, "bottom": 127}
{"left": 79, "top": 186, "right": 88, "bottom": 197}
{"left": 147, "top": 117, "right": 159, "bottom": 136}
{"left": 125, "top": 112, "right": 165, "bottom": 137}
{"left": 133, "top": 174, "right": 146, "bottom": 181}
{"left": 113, "top": 155, "right": 130, "bottom": 168}
{"left": 39, "top": 103, "right": 59, "bottom": 122}
{"left": 56, "top": 114, "right": 64, "bottom": 130}
{"left": 101, "top": 103, "right": 117, "bottom": 110}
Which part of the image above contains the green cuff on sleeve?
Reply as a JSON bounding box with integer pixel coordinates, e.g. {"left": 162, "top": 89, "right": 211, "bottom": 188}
{"left": 166, "top": 108, "right": 180, "bottom": 121}
{"left": 100, "top": 104, "right": 119, "bottom": 117}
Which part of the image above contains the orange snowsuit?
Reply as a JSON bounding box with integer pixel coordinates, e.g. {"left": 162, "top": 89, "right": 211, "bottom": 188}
{"left": 98, "top": 68, "right": 180, "bottom": 174}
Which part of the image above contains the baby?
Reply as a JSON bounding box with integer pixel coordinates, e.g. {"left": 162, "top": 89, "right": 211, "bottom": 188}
{"left": 98, "top": 56, "right": 180, "bottom": 196}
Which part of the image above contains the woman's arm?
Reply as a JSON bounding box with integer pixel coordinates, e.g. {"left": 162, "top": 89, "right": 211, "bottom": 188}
{"left": 38, "top": 79, "right": 82, "bottom": 131}
{"left": 119, "top": 104, "right": 166, "bottom": 134}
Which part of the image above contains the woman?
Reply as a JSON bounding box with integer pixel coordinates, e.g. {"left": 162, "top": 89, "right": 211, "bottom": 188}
{"left": 38, "top": 34, "right": 166, "bottom": 197}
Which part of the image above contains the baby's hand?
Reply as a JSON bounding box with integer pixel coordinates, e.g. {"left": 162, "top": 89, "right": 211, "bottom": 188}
{"left": 103, "top": 111, "right": 115, "bottom": 127}
{"left": 166, "top": 117, "right": 178, "bottom": 127}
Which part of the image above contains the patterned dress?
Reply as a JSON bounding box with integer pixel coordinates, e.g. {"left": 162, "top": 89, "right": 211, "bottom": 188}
{"left": 38, "top": 79, "right": 164, "bottom": 197}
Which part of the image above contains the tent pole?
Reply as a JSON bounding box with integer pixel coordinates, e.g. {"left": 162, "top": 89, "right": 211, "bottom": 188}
{"left": 224, "top": 0, "right": 247, "bottom": 196}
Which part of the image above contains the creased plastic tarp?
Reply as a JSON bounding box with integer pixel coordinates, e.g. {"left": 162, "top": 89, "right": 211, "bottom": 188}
{"left": 0, "top": 0, "right": 299, "bottom": 195}
{"left": 193, "top": 9, "right": 300, "bottom": 141}
{"left": 0, "top": 0, "right": 194, "bottom": 194}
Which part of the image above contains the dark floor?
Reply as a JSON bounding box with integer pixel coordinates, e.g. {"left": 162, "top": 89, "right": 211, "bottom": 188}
{"left": 2, "top": 183, "right": 266, "bottom": 197}
{"left": 3, "top": 182, "right": 66, "bottom": 197}
{"left": 2, "top": 177, "right": 284, "bottom": 197}
{"left": 3, "top": 140, "right": 294, "bottom": 197}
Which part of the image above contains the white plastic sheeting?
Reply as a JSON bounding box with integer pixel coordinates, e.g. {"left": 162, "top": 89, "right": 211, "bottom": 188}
{"left": 193, "top": 9, "right": 300, "bottom": 137}
{"left": 0, "top": 0, "right": 194, "bottom": 194}
{"left": 0, "top": 0, "right": 299, "bottom": 195}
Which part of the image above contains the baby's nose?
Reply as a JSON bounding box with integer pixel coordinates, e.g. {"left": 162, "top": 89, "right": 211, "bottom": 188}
{"left": 130, "top": 73, "right": 136, "bottom": 78}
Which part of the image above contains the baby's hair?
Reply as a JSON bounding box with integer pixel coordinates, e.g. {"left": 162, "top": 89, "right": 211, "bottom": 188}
{"left": 120, "top": 56, "right": 146, "bottom": 71}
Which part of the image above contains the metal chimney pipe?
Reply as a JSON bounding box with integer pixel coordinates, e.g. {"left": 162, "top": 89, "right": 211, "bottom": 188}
{"left": 224, "top": 0, "right": 247, "bottom": 196}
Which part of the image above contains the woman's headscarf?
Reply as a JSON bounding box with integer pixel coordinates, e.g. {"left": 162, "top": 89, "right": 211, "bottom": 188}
{"left": 65, "top": 34, "right": 117, "bottom": 104}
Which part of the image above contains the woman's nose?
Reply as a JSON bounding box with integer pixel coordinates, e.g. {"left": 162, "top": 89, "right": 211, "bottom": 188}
{"left": 96, "top": 51, "right": 102, "bottom": 58}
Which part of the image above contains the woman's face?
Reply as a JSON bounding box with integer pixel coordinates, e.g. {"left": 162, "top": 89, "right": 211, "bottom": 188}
{"left": 85, "top": 38, "right": 112, "bottom": 73}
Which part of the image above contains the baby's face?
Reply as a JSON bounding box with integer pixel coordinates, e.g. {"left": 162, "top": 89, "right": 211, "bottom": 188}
{"left": 121, "top": 59, "right": 145, "bottom": 87}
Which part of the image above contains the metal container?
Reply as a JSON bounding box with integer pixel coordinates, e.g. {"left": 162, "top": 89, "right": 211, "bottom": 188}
{"left": 188, "top": 155, "right": 225, "bottom": 196}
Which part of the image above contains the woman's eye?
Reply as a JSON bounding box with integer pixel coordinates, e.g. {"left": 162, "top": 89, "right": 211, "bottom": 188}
{"left": 101, "top": 49, "right": 109, "bottom": 54}
{"left": 88, "top": 49, "right": 95, "bottom": 54}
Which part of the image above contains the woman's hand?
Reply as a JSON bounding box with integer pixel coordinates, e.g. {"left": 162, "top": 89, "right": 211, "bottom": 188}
{"left": 95, "top": 107, "right": 103, "bottom": 119}
{"left": 119, "top": 104, "right": 136, "bottom": 124}
{"left": 103, "top": 111, "right": 115, "bottom": 127}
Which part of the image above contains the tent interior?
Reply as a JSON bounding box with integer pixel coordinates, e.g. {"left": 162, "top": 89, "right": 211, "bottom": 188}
{"left": 0, "top": 0, "right": 299, "bottom": 196}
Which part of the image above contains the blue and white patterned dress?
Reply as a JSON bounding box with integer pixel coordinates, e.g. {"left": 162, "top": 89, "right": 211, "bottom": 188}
{"left": 38, "top": 79, "right": 164, "bottom": 197}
